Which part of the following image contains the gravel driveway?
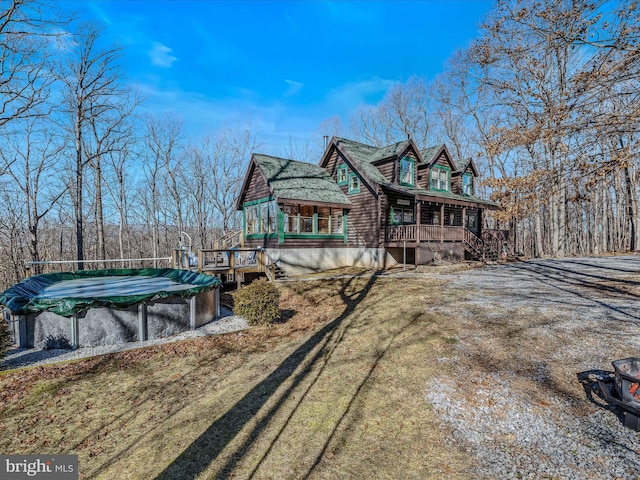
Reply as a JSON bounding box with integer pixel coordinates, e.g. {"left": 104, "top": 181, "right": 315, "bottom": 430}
{"left": 427, "top": 255, "right": 640, "bottom": 479}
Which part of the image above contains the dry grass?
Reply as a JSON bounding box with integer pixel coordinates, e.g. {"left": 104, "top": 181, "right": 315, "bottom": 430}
{"left": 0, "top": 274, "right": 469, "bottom": 479}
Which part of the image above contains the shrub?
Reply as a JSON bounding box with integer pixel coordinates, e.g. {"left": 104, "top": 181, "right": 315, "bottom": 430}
{"left": 0, "top": 319, "right": 13, "bottom": 361}
{"left": 234, "top": 278, "right": 281, "bottom": 326}
{"left": 43, "top": 334, "right": 73, "bottom": 350}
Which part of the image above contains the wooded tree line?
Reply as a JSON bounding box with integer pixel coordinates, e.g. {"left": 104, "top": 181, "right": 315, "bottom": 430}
{"left": 0, "top": 1, "right": 264, "bottom": 291}
{"left": 347, "top": 0, "right": 640, "bottom": 259}
{"left": 1, "top": 0, "right": 639, "bottom": 291}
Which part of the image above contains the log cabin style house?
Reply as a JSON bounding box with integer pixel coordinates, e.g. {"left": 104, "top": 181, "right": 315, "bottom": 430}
{"left": 236, "top": 136, "right": 508, "bottom": 274}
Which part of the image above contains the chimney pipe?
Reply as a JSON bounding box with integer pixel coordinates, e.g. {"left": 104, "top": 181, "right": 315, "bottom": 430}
{"left": 323, "top": 135, "right": 329, "bottom": 148}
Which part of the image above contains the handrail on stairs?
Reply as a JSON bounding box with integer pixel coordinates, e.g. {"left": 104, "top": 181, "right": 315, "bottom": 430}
{"left": 256, "top": 247, "right": 278, "bottom": 281}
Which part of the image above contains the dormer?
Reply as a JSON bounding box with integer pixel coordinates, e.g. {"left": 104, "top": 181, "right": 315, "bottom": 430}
{"left": 419, "top": 145, "right": 457, "bottom": 193}
{"left": 322, "top": 137, "right": 425, "bottom": 191}
{"left": 451, "top": 158, "right": 479, "bottom": 196}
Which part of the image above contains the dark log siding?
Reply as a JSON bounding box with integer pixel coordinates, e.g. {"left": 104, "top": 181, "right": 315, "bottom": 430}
{"left": 377, "top": 160, "right": 395, "bottom": 183}
{"left": 420, "top": 204, "right": 438, "bottom": 224}
{"left": 378, "top": 190, "right": 388, "bottom": 244}
{"left": 385, "top": 190, "right": 415, "bottom": 225}
{"left": 344, "top": 178, "right": 379, "bottom": 248}
{"left": 324, "top": 148, "right": 343, "bottom": 181}
{"left": 451, "top": 172, "right": 462, "bottom": 195}
{"left": 416, "top": 165, "right": 430, "bottom": 190}
{"left": 244, "top": 235, "right": 279, "bottom": 249}
{"left": 323, "top": 147, "right": 380, "bottom": 248}
{"left": 435, "top": 153, "right": 451, "bottom": 168}
{"left": 376, "top": 148, "right": 419, "bottom": 185}
{"left": 243, "top": 164, "right": 271, "bottom": 203}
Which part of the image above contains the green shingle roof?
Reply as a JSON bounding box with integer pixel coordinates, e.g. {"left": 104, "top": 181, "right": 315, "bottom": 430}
{"left": 254, "top": 154, "right": 351, "bottom": 206}
{"left": 334, "top": 138, "right": 399, "bottom": 185}
{"left": 420, "top": 145, "right": 443, "bottom": 164}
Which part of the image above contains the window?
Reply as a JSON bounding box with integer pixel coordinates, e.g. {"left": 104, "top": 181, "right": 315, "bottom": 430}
{"left": 337, "top": 164, "right": 348, "bottom": 185}
{"left": 317, "top": 207, "right": 331, "bottom": 234}
{"left": 331, "top": 210, "right": 344, "bottom": 234}
{"left": 246, "top": 204, "right": 259, "bottom": 234}
{"left": 466, "top": 212, "right": 477, "bottom": 228}
{"left": 300, "top": 205, "right": 314, "bottom": 233}
{"left": 284, "top": 205, "right": 299, "bottom": 233}
{"left": 462, "top": 173, "right": 473, "bottom": 196}
{"left": 430, "top": 166, "right": 449, "bottom": 191}
{"left": 244, "top": 198, "right": 277, "bottom": 235}
{"left": 391, "top": 206, "right": 414, "bottom": 225}
{"left": 432, "top": 211, "right": 440, "bottom": 225}
{"left": 400, "top": 157, "right": 414, "bottom": 186}
{"left": 348, "top": 173, "right": 360, "bottom": 194}
{"left": 282, "top": 203, "right": 345, "bottom": 236}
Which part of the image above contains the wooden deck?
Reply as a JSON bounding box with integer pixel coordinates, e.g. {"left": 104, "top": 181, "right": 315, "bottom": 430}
{"left": 385, "top": 225, "right": 512, "bottom": 261}
{"left": 385, "top": 225, "right": 465, "bottom": 243}
{"left": 172, "top": 248, "right": 276, "bottom": 282}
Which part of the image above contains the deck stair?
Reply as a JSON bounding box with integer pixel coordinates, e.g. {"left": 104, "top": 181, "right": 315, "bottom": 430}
{"left": 261, "top": 248, "right": 288, "bottom": 280}
{"left": 213, "top": 230, "right": 242, "bottom": 249}
{"left": 463, "top": 229, "right": 500, "bottom": 262}
{"left": 272, "top": 263, "right": 288, "bottom": 280}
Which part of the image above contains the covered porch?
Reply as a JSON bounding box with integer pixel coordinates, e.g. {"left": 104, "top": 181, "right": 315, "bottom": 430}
{"left": 385, "top": 224, "right": 465, "bottom": 244}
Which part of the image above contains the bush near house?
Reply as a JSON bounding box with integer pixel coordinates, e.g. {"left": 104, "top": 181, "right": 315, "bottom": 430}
{"left": 234, "top": 278, "right": 281, "bottom": 325}
{"left": 0, "top": 320, "right": 12, "bottom": 362}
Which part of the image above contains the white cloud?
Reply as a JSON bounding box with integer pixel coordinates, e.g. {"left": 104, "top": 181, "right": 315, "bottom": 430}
{"left": 325, "top": 77, "right": 394, "bottom": 110}
{"left": 284, "top": 79, "right": 304, "bottom": 96}
{"left": 149, "top": 42, "right": 177, "bottom": 68}
{"left": 88, "top": 2, "right": 112, "bottom": 25}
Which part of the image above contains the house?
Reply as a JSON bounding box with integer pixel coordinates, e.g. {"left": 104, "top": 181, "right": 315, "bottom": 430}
{"left": 236, "top": 136, "right": 508, "bottom": 274}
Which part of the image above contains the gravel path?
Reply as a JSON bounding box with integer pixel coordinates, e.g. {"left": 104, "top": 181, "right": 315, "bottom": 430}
{"left": 427, "top": 255, "right": 640, "bottom": 479}
{"left": 2, "top": 307, "right": 248, "bottom": 370}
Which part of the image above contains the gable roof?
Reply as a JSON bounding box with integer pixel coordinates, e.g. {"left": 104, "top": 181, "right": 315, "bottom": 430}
{"left": 453, "top": 157, "right": 480, "bottom": 176}
{"left": 249, "top": 154, "right": 351, "bottom": 207}
{"left": 326, "top": 137, "right": 425, "bottom": 188}
{"left": 419, "top": 144, "right": 458, "bottom": 171}
{"left": 324, "top": 138, "right": 497, "bottom": 208}
{"left": 420, "top": 145, "right": 442, "bottom": 164}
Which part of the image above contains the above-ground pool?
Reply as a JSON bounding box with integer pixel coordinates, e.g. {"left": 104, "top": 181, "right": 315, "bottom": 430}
{"left": 0, "top": 268, "right": 221, "bottom": 348}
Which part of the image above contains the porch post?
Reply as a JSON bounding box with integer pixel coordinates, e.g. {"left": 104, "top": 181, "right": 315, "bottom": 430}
{"left": 462, "top": 207, "right": 467, "bottom": 241}
{"left": 416, "top": 202, "right": 421, "bottom": 244}
{"left": 440, "top": 204, "right": 444, "bottom": 242}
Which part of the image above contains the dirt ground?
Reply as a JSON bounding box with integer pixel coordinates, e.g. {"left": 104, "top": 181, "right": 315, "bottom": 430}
{"left": 427, "top": 254, "right": 640, "bottom": 478}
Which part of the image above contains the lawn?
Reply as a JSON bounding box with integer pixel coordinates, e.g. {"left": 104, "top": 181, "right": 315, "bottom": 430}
{"left": 0, "top": 272, "right": 470, "bottom": 479}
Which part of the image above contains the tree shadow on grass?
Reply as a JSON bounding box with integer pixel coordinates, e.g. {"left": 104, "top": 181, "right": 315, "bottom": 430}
{"left": 154, "top": 272, "right": 381, "bottom": 480}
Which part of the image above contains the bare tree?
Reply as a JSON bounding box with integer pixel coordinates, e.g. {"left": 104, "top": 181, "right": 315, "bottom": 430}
{"left": 60, "top": 23, "right": 131, "bottom": 269}
{"left": 209, "top": 123, "right": 260, "bottom": 234}
{"left": 350, "top": 76, "right": 435, "bottom": 148}
{"left": 0, "top": 119, "right": 67, "bottom": 271}
{"left": 0, "top": 0, "right": 68, "bottom": 127}
{"left": 453, "top": 0, "right": 640, "bottom": 257}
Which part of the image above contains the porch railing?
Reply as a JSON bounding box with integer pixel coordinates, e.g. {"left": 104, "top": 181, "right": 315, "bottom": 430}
{"left": 385, "top": 225, "right": 464, "bottom": 242}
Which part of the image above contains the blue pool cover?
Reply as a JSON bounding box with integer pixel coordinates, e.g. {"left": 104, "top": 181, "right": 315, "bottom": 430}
{"left": 0, "top": 268, "right": 221, "bottom": 317}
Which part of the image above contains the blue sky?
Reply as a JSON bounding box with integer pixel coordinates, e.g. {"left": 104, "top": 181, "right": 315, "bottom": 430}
{"left": 64, "top": 1, "right": 494, "bottom": 151}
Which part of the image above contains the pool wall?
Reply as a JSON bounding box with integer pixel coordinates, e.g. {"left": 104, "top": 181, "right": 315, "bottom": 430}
{"left": 14, "top": 288, "right": 220, "bottom": 348}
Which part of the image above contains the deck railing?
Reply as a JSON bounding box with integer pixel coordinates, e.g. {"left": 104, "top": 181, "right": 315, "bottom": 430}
{"left": 385, "top": 225, "right": 464, "bottom": 242}
{"left": 212, "top": 230, "right": 243, "bottom": 249}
